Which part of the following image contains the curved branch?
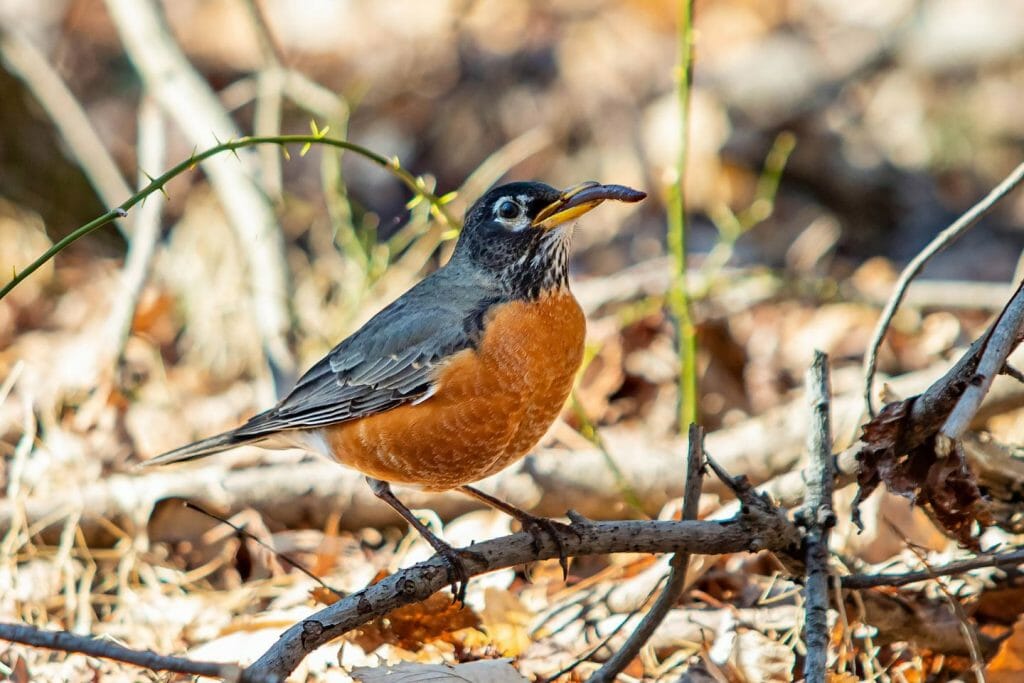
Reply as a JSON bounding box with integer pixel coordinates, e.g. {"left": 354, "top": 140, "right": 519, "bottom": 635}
{"left": 862, "top": 160, "right": 1024, "bottom": 417}
{"left": 1, "top": 134, "right": 455, "bottom": 301}
{"left": 0, "top": 622, "right": 240, "bottom": 680}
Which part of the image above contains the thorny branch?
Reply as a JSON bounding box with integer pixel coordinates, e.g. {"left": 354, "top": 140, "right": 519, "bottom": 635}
{"left": 1, "top": 132, "right": 457, "bottom": 301}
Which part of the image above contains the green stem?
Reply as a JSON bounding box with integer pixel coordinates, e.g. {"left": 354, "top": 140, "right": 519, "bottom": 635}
{"left": 668, "top": 0, "right": 697, "bottom": 428}
{"left": 1, "top": 134, "right": 457, "bottom": 300}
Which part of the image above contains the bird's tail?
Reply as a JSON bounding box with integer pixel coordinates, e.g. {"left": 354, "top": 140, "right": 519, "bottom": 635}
{"left": 141, "top": 429, "right": 262, "bottom": 467}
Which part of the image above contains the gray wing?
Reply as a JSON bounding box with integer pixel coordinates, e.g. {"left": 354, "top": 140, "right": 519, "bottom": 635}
{"left": 233, "top": 277, "right": 498, "bottom": 437}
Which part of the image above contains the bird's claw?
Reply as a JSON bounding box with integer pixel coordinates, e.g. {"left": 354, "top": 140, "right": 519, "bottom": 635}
{"left": 519, "top": 515, "right": 577, "bottom": 580}
{"left": 435, "top": 546, "right": 485, "bottom": 606}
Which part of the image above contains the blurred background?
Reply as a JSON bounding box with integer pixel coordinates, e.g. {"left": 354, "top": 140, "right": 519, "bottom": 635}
{"left": 4, "top": 0, "right": 1024, "bottom": 679}
{"left": 4, "top": 0, "right": 1024, "bottom": 442}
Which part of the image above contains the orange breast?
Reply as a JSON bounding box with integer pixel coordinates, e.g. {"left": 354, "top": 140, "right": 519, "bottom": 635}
{"left": 321, "top": 291, "right": 585, "bottom": 491}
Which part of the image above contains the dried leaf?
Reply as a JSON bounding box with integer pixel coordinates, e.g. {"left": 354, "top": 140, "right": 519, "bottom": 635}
{"left": 855, "top": 399, "right": 990, "bottom": 546}
{"left": 349, "top": 591, "right": 481, "bottom": 652}
{"left": 480, "top": 588, "right": 532, "bottom": 657}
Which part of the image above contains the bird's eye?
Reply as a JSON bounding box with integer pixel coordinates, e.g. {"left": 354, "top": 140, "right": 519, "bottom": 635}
{"left": 496, "top": 199, "right": 521, "bottom": 220}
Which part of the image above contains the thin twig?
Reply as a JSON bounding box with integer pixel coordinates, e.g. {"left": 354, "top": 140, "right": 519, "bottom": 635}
{"left": 886, "top": 523, "right": 987, "bottom": 682}
{"left": 802, "top": 350, "right": 834, "bottom": 683}
{"left": 863, "top": 160, "right": 1024, "bottom": 417}
{"left": 0, "top": 622, "right": 240, "bottom": 680}
{"left": 590, "top": 423, "right": 706, "bottom": 682}
{"left": 182, "top": 502, "right": 341, "bottom": 597}
{"left": 2, "top": 133, "right": 454, "bottom": 301}
{"left": 842, "top": 547, "right": 1024, "bottom": 589}
{"left": 1000, "top": 363, "right": 1024, "bottom": 384}
{"left": 542, "top": 574, "right": 670, "bottom": 682}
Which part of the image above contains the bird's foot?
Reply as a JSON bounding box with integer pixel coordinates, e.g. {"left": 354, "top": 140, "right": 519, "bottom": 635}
{"left": 456, "top": 485, "right": 578, "bottom": 580}
{"left": 516, "top": 513, "right": 577, "bottom": 580}
{"left": 365, "top": 477, "right": 484, "bottom": 605}
{"left": 430, "top": 544, "right": 485, "bottom": 606}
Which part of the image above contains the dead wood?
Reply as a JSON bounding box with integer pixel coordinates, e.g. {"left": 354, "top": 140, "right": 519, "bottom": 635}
{"left": 801, "top": 351, "right": 835, "bottom": 683}
{"left": 243, "top": 512, "right": 801, "bottom": 682}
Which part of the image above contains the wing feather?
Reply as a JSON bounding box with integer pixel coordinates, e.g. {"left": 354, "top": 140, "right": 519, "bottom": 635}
{"left": 231, "top": 279, "right": 498, "bottom": 437}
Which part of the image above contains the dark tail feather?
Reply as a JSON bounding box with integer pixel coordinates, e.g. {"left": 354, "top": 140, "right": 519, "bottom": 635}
{"left": 142, "top": 429, "right": 261, "bottom": 467}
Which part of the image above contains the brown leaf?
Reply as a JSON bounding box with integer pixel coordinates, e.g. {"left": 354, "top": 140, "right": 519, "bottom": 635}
{"left": 855, "top": 399, "right": 991, "bottom": 546}
{"left": 976, "top": 587, "right": 1024, "bottom": 624}
{"left": 921, "top": 446, "right": 992, "bottom": 548}
{"left": 349, "top": 591, "right": 481, "bottom": 652}
{"left": 854, "top": 398, "right": 913, "bottom": 523}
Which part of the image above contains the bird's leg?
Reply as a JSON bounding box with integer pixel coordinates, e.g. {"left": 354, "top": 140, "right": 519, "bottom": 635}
{"left": 366, "top": 477, "right": 478, "bottom": 604}
{"left": 457, "top": 485, "right": 575, "bottom": 580}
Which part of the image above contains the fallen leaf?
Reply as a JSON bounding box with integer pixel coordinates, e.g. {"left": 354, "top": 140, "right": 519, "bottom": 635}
{"left": 854, "top": 398, "right": 990, "bottom": 546}
{"left": 480, "top": 588, "right": 532, "bottom": 657}
{"left": 349, "top": 591, "right": 481, "bottom": 652}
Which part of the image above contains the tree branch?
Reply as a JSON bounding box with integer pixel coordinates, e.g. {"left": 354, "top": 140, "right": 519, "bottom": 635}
{"left": 842, "top": 547, "right": 1024, "bottom": 589}
{"left": 760, "top": 280, "right": 1024, "bottom": 512}
{"left": 7, "top": 506, "right": 1021, "bottom": 680}
{"left": 243, "top": 512, "right": 801, "bottom": 682}
{"left": 0, "top": 622, "right": 240, "bottom": 680}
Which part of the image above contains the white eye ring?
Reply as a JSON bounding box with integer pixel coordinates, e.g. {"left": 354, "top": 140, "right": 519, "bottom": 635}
{"left": 496, "top": 199, "right": 522, "bottom": 220}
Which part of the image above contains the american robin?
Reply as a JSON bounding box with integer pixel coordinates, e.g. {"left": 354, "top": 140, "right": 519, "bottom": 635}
{"left": 146, "top": 180, "right": 646, "bottom": 599}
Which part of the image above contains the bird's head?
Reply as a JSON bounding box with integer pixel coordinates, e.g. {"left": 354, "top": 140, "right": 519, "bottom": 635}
{"left": 452, "top": 181, "right": 646, "bottom": 297}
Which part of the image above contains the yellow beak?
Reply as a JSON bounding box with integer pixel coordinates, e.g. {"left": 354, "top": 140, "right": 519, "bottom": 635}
{"left": 532, "top": 182, "right": 647, "bottom": 230}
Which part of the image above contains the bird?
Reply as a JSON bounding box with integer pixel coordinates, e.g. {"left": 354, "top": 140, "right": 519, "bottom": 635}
{"left": 145, "top": 180, "right": 646, "bottom": 600}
